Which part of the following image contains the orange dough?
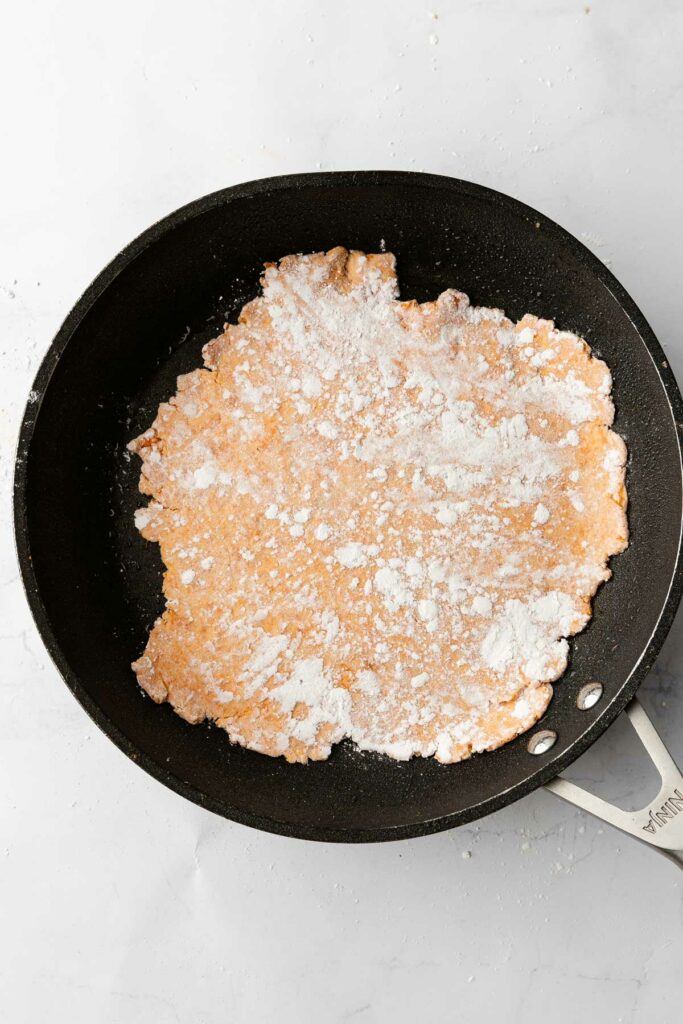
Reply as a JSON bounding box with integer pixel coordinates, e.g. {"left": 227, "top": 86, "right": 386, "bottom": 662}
{"left": 129, "top": 248, "right": 627, "bottom": 763}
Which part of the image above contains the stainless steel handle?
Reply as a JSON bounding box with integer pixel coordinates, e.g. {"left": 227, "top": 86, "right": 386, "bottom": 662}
{"left": 545, "top": 697, "right": 683, "bottom": 870}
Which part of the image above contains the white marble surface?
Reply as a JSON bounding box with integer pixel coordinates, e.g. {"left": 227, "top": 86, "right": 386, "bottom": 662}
{"left": 2, "top": 1, "right": 683, "bottom": 1020}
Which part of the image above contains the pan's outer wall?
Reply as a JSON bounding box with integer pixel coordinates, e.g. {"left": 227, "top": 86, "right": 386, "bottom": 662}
{"left": 14, "top": 172, "right": 683, "bottom": 842}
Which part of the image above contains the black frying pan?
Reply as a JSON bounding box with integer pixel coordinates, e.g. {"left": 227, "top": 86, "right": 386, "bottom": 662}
{"left": 13, "top": 172, "right": 683, "bottom": 849}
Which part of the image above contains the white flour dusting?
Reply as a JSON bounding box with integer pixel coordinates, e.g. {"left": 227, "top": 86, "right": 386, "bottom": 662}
{"left": 129, "top": 247, "right": 628, "bottom": 764}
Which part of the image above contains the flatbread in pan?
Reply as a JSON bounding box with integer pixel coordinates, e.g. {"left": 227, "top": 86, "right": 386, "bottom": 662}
{"left": 129, "top": 246, "right": 627, "bottom": 766}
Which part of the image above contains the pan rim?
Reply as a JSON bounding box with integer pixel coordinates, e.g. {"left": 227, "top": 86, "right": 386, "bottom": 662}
{"left": 13, "top": 170, "right": 683, "bottom": 842}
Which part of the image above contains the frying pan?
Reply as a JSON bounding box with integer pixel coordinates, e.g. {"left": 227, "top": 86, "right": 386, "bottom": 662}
{"left": 13, "top": 171, "right": 683, "bottom": 863}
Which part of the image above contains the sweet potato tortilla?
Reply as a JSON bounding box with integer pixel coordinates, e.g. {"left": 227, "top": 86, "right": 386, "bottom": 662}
{"left": 129, "top": 248, "right": 628, "bottom": 763}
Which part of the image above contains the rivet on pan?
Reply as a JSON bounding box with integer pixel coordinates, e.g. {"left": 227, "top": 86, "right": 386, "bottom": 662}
{"left": 527, "top": 729, "right": 557, "bottom": 755}
{"left": 577, "top": 682, "right": 603, "bottom": 710}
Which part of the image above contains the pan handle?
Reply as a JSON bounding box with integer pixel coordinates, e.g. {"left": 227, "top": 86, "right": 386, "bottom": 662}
{"left": 544, "top": 698, "right": 683, "bottom": 871}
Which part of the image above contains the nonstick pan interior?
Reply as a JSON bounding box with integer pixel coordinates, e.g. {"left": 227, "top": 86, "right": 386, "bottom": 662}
{"left": 14, "top": 172, "right": 683, "bottom": 841}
